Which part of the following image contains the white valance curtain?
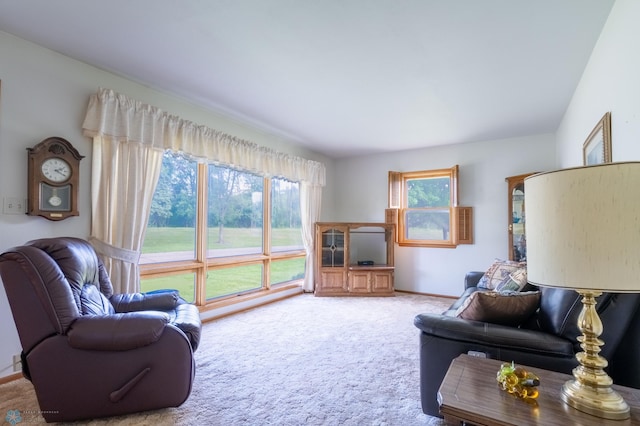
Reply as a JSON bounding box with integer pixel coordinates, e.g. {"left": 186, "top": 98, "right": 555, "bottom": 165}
{"left": 83, "top": 88, "right": 325, "bottom": 293}
{"left": 83, "top": 88, "right": 326, "bottom": 185}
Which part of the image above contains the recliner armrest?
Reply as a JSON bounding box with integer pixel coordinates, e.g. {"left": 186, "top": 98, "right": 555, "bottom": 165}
{"left": 110, "top": 290, "right": 180, "bottom": 313}
{"left": 414, "top": 313, "right": 574, "bottom": 357}
{"left": 67, "top": 312, "right": 170, "bottom": 351}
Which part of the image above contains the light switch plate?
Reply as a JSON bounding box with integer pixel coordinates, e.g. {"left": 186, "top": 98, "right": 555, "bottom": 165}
{"left": 3, "top": 197, "right": 26, "bottom": 214}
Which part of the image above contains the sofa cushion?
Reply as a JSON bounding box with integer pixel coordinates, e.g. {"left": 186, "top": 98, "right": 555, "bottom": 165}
{"left": 495, "top": 268, "right": 528, "bottom": 293}
{"left": 478, "top": 259, "right": 526, "bottom": 290}
{"left": 454, "top": 290, "right": 541, "bottom": 326}
{"left": 444, "top": 286, "right": 483, "bottom": 315}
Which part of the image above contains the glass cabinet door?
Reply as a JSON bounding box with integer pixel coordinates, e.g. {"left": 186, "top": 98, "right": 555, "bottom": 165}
{"left": 321, "top": 228, "right": 345, "bottom": 267}
{"left": 506, "top": 173, "right": 535, "bottom": 261}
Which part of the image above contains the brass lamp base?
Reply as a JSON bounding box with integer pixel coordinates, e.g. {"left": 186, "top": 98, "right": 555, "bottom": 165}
{"left": 562, "top": 378, "right": 630, "bottom": 420}
{"left": 564, "top": 290, "right": 630, "bottom": 420}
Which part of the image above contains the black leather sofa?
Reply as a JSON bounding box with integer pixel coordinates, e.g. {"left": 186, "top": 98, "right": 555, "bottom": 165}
{"left": 414, "top": 271, "right": 640, "bottom": 417}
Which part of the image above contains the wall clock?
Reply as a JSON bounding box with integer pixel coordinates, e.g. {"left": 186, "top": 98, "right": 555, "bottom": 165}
{"left": 27, "top": 137, "right": 84, "bottom": 221}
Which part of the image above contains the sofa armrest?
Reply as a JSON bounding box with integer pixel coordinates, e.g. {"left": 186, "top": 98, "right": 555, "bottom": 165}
{"left": 110, "top": 290, "right": 180, "bottom": 313}
{"left": 67, "top": 312, "right": 169, "bottom": 351}
{"left": 464, "top": 271, "right": 484, "bottom": 289}
{"left": 414, "top": 313, "right": 574, "bottom": 357}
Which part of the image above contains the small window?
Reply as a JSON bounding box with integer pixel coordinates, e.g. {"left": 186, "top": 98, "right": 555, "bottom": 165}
{"left": 271, "top": 258, "right": 306, "bottom": 285}
{"left": 389, "top": 165, "right": 470, "bottom": 247}
{"left": 271, "top": 178, "right": 303, "bottom": 253}
{"left": 140, "top": 273, "right": 196, "bottom": 303}
{"left": 207, "top": 165, "right": 264, "bottom": 258}
{"left": 142, "top": 152, "right": 197, "bottom": 263}
{"left": 206, "top": 263, "right": 263, "bottom": 300}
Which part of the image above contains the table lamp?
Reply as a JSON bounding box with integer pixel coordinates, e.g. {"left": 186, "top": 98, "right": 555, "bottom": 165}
{"left": 525, "top": 162, "right": 640, "bottom": 420}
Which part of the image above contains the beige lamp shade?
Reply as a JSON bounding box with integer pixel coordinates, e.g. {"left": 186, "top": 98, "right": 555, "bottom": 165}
{"left": 525, "top": 162, "right": 640, "bottom": 292}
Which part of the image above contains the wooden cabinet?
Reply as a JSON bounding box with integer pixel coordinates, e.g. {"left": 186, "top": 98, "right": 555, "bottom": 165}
{"left": 349, "top": 267, "right": 394, "bottom": 293}
{"left": 506, "top": 173, "right": 536, "bottom": 261}
{"left": 315, "top": 222, "right": 395, "bottom": 296}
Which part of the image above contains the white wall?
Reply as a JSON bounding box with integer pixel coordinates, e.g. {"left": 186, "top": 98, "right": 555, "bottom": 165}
{"left": 0, "top": 31, "right": 334, "bottom": 379}
{"left": 557, "top": 0, "right": 640, "bottom": 165}
{"left": 333, "top": 134, "right": 556, "bottom": 296}
{"left": 333, "top": 0, "right": 640, "bottom": 298}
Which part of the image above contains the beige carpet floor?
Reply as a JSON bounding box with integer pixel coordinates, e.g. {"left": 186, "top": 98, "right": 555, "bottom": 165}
{"left": 0, "top": 292, "right": 452, "bottom": 425}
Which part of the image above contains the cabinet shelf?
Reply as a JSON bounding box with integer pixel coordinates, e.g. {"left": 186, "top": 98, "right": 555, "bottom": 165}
{"left": 348, "top": 265, "right": 393, "bottom": 269}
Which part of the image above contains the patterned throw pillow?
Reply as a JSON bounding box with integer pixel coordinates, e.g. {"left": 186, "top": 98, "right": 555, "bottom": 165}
{"left": 454, "top": 290, "right": 541, "bottom": 326}
{"left": 495, "top": 268, "right": 528, "bottom": 293}
{"left": 477, "top": 259, "right": 526, "bottom": 290}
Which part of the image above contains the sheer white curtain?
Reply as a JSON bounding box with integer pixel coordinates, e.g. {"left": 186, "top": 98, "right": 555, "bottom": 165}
{"left": 88, "top": 136, "right": 162, "bottom": 293}
{"left": 300, "top": 182, "right": 323, "bottom": 292}
{"left": 83, "top": 88, "right": 325, "bottom": 293}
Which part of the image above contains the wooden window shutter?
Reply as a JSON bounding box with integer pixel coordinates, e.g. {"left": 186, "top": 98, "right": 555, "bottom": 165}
{"left": 385, "top": 208, "right": 399, "bottom": 243}
{"left": 387, "top": 171, "right": 401, "bottom": 244}
{"left": 454, "top": 206, "right": 473, "bottom": 244}
{"left": 388, "top": 171, "right": 401, "bottom": 208}
{"left": 385, "top": 208, "right": 398, "bottom": 225}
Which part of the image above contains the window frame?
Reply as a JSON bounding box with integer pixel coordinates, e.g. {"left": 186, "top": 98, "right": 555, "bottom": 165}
{"left": 140, "top": 159, "right": 305, "bottom": 308}
{"left": 390, "top": 165, "right": 460, "bottom": 248}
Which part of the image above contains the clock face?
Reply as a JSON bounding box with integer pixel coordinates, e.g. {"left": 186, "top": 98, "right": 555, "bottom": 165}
{"left": 41, "top": 158, "right": 71, "bottom": 183}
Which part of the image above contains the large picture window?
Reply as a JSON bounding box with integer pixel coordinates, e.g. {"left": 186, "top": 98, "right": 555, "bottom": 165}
{"left": 140, "top": 151, "right": 305, "bottom": 306}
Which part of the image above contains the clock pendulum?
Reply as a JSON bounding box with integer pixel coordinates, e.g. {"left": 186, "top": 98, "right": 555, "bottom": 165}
{"left": 48, "top": 188, "right": 62, "bottom": 207}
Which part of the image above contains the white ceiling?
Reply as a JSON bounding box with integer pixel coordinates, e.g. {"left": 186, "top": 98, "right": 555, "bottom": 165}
{"left": 0, "top": 0, "right": 614, "bottom": 158}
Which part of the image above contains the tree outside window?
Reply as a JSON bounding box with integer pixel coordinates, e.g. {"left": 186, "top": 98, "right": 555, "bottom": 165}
{"left": 140, "top": 151, "right": 305, "bottom": 305}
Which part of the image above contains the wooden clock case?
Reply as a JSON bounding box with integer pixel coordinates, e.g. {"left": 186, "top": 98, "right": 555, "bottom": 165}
{"left": 27, "top": 137, "right": 84, "bottom": 221}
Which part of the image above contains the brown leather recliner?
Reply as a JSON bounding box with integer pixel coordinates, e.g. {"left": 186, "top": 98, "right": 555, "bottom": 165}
{"left": 0, "top": 237, "right": 202, "bottom": 423}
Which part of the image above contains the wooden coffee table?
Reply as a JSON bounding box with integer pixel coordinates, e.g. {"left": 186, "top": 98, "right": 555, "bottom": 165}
{"left": 438, "top": 354, "right": 640, "bottom": 425}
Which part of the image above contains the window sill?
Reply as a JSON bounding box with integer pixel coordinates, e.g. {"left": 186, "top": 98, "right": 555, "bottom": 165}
{"left": 398, "top": 242, "right": 457, "bottom": 248}
{"left": 199, "top": 282, "right": 303, "bottom": 322}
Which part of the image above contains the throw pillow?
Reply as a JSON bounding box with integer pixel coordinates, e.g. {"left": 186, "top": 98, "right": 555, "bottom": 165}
{"left": 495, "top": 268, "right": 528, "bottom": 293}
{"left": 454, "top": 290, "right": 541, "bottom": 326}
{"left": 477, "top": 258, "right": 526, "bottom": 290}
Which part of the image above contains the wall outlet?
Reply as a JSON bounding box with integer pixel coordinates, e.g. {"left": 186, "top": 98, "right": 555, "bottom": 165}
{"left": 12, "top": 354, "right": 21, "bottom": 372}
{"left": 3, "top": 197, "right": 27, "bottom": 215}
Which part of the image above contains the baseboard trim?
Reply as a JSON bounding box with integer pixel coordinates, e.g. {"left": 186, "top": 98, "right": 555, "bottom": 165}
{"left": 0, "top": 372, "right": 23, "bottom": 385}
{"left": 394, "top": 289, "right": 457, "bottom": 300}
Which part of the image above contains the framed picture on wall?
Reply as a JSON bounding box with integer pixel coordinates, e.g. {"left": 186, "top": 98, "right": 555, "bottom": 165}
{"left": 583, "top": 112, "right": 612, "bottom": 165}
